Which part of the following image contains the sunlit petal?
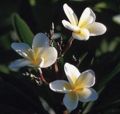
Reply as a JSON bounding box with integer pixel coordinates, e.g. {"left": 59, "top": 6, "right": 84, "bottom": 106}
{"left": 87, "top": 22, "right": 107, "bottom": 36}
{"left": 62, "top": 20, "right": 80, "bottom": 31}
{"left": 79, "top": 7, "right": 96, "bottom": 27}
{"left": 40, "top": 47, "right": 57, "bottom": 68}
{"left": 11, "top": 43, "right": 30, "bottom": 57}
{"left": 64, "top": 63, "right": 80, "bottom": 85}
{"left": 72, "top": 28, "right": 90, "bottom": 40}
{"left": 9, "top": 59, "right": 31, "bottom": 71}
{"left": 32, "top": 33, "right": 49, "bottom": 48}
{"left": 79, "top": 88, "right": 98, "bottom": 102}
{"left": 63, "top": 93, "right": 78, "bottom": 112}
{"left": 49, "top": 80, "right": 71, "bottom": 93}
{"left": 76, "top": 70, "right": 95, "bottom": 88}
{"left": 63, "top": 3, "right": 78, "bottom": 25}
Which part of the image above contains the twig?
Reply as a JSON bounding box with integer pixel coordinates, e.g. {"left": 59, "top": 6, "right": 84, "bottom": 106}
{"left": 38, "top": 68, "right": 49, "bottom": 85}
{"left": 61, "top": 37, "right": 74, "bottom": 57}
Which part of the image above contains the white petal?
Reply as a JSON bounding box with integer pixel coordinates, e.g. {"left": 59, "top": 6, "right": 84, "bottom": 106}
{"left": 87, "top": 22, "right": 107, "bottom": 36}
{"left": 79, "top": 7, "right": 96, "bottom": 27}
{"left": 9, "top": 59, "right": 31, "bottom": 71}
{"left": 63, "top": 3, "right": 78, "bottom": 25}
{"left": 72, "top": 28, "right": 90, "bottom": 40}
{"left": 64, "top": 63, "right": 80, "bottom": 85}
{"left": 76, "top": 70, "right": 95, "bottom": 87}
{"left": 11, "top": 43, "right": 30, "bottom": 57}
{"left": 62, "top": 20, "right": 80, "bottom": 31}
{"left": 63, "top": 93, "right": 78, "bottom": 112}
{"left": 32, "top": 33, "right": 49, "bottom": 48}
{"left": 40, "top": 47, "right": 58, "bottom": 68}
{"left": 49, "top": 80, "right": 70, "bottom": 93}
{"left": 79, "top": 88, "right": 98, "bottom": 102}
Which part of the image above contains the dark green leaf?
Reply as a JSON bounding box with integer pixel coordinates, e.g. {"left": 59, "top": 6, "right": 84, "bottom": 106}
{"left": 12, "top": 13, "right": 34, "bottom": 45}
{"left": 0, "top": 65, "right": 10, "bottom": 74}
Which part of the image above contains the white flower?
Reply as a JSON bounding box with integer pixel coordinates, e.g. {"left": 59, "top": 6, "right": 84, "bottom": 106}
{"left": 62, "top": 3, "right": 107, "bottom": 40}
{"left": 9, "top": 33, "right": 58, "bottom": 71}
{"left": 49, "top": 63, "right": 98, "bottom": 112}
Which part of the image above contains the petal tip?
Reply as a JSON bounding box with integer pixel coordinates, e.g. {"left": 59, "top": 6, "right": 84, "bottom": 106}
{"left": 62, "top": 20, "right": 66, "bottom": 26}
{"left": 85, "top": 7, "right": 91, "bottom": 10}
{"left": 32, "top": 32, "right": 49, "bottom": 48}
{"left": 9, "top": 63, "right": 18, "bottom": 71}
{"left": 63, "top": 3, "right": 69, "bottom": 9}
{"left": 102, "top": 24, "right": 107, "bottom": 34}
{"left": 64, "top": 63, "right": 71, "bottom": 69}
{"left": 90, "top": 89, "right": 98, "bottom": 101}
{"left": 11, "top": 43, "right": 17, "bottom": 49}
{"left": 98, "top": 23, "right": 107, "bottom": 35}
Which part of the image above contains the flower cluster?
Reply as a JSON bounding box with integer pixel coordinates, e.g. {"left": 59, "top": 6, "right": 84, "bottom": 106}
{"left": 9, "top": 3, "right": 106, "bottom": 113}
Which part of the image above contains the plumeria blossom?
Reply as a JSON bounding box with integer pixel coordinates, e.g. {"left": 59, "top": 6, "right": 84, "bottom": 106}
{"left": 9, "top": 33, "right": 58, "bottom": 71}
{"left": 49, "top": 63, "right": 98, "bottom": 112}
{"left": 62, "top": 3, "right": 107, "bottom": 40}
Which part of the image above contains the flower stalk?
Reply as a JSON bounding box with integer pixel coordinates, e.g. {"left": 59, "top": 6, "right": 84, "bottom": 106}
{"left": 38, "top": 68, "right": 49, "bottom": 85}
{"left": 61, "top": 36, "right": 74, "bottom": 57}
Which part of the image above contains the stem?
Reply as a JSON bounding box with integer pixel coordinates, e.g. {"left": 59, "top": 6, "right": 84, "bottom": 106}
{"left": 54, "top": 62, "right": 59, "bottom": 72}
{"left": 63, "top": 110, "right": 70, "bottom": 114}
{"left": 82, "top": 102, "right": 94, "bottom": 114}
{"left": 38, "top": 68, "right": 49, "bottom": 85}
{"left": 61, "top": 36, "right": 74, "bottom": 57}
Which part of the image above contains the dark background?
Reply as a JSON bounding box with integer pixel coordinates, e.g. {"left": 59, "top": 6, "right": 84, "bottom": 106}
{"left": 0, "top": 0, "right": 120, "bottom": 114}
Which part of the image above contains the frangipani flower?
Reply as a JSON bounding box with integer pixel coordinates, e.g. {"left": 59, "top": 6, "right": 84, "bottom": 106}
{"left": 49, "top": 63, "right": 98, "bottom": 112}
{"left": 9, "top": 33, "right": 58, "bottom": 71}
{"left": 62, "top": 3, "right": 107, "bottom": 40}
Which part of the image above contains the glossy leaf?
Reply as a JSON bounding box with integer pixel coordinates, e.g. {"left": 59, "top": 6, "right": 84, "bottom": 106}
{"left": 12, "top": 13, "right": 34, "bottom": 45}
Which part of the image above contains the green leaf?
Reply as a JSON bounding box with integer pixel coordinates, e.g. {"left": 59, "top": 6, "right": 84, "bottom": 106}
{"left": 0, "top": 65, "right": 10, "bottom": 74}
{"left": 94, "top": 2, "right": 108, "bottom": 12}
{"left": 28, "top": 0, "right": 36, "bottom": 6}
{"left": 12, "top": 13, "right": 34, "bottom": 45}
{"left": 113, "top": 15, "right": 120, "bottom": 25}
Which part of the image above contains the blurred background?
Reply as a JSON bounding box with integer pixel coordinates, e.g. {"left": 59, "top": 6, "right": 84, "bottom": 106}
{"left": 0, "top": 0, "right": 120, "bottom": 114}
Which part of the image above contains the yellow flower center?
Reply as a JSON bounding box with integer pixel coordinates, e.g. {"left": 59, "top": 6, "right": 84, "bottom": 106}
{"left": 72, "top": 83, "right": 84, "bottom": 94}
{"left": 26, "top": 48, "right": 42, "bottom": 66}
{"left": 64, "top": 81, "right": 84, "bottom": 94}
{"left": 64, "top": 81, "right": 85, "bottom": 101}
{"left": 73, "top": 29, "right": 86, "bottom": 39}
{"left": 79, "top": 20, "right": 88, "bottom": 28}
